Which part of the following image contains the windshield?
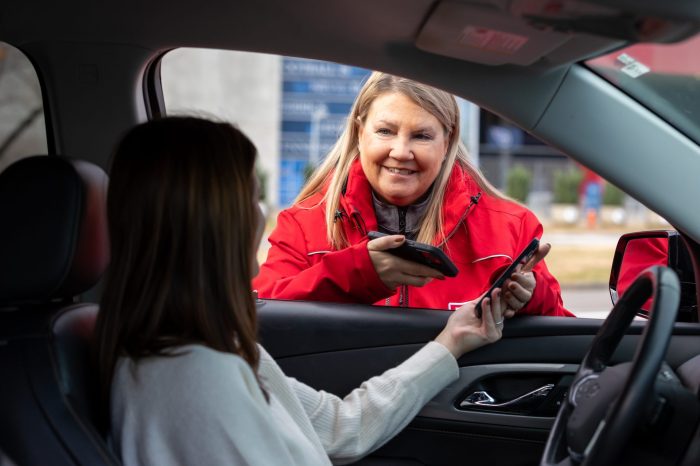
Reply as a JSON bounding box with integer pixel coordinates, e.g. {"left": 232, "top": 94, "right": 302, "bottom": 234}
{"left": 586, "top": 34, "right": 700, "bottom": 145}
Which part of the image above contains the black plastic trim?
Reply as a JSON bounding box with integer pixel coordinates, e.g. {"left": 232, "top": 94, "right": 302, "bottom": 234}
{"left": 258, "top": 298, "right": 700, "bottom": 359}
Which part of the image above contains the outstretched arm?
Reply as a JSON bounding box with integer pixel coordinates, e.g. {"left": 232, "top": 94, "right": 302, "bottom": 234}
{"left": 282, "top": 293, "right": 503, "bottom": 464}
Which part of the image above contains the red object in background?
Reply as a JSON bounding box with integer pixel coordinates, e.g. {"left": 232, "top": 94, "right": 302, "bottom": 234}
{"left": 578, "top": 166, "right": 604, "bottom": 198}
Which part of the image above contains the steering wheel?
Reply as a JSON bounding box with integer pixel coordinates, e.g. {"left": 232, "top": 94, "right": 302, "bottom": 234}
{"left": 540, "top": 266, "right": 680, "bottom": 466}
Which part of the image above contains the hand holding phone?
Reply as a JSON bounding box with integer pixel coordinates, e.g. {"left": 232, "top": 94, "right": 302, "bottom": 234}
{"left": 367, "top": 231, "right": 458, "bottom": 277}
{"left": 475, "top": 238, "right": 540, "bottom": 318}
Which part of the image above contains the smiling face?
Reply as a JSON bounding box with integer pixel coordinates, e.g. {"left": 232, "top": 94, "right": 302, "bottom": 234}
{"left": 358, "top": 92, "right": 449, "bottom": 206}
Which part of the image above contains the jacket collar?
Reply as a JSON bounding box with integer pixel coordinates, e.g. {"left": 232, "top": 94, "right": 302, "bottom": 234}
{"left": 341, "top": 159, "right": 481, "bottom": 244}
{"left": 339, "top": 160, "right": 375, "bottom": 232}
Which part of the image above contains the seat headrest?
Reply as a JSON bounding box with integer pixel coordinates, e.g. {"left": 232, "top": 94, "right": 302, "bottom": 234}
{"left": 0, "top": 156, "right": 109, "bottom": 304}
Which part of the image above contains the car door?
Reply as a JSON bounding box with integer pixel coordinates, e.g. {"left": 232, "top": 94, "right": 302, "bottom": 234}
{"left": 259, "top": 298, "right": 700, "bottom": 465}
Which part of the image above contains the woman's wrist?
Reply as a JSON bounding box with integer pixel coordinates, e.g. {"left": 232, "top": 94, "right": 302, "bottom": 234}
{"left": 434, "top": 330, "right": 460, "bottom": 359}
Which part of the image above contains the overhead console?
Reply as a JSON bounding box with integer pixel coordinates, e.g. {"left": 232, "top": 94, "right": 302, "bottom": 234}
{"left": 416, "top": 0, "right": 700, "bottom": 66}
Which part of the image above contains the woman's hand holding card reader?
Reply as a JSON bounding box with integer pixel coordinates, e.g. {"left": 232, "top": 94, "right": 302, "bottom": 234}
{"left": 475, "top": 238, "right": 540, "bottom": 318}
{"left": 367, "top": 231, "right": 459, "bottom": 277}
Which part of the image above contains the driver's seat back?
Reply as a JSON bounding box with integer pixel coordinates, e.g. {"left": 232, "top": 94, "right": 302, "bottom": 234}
{"left": 0, "top": 156, "right": 119, "bottom": 465}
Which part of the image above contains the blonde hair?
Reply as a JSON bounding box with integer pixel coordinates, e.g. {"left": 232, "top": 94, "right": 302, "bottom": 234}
{"left": 296, "top": 72, "right": 503, "bottom": 250}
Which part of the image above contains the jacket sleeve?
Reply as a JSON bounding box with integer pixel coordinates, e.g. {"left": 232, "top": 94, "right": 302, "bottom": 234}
{"left": 289, "top": 342, "right": 459, "bottom": 465}
{"left": 517, "top": 212, "right": 575, "bottom": 317}
{"left": 253, "top": 209, "right": 393, "bottom": 304}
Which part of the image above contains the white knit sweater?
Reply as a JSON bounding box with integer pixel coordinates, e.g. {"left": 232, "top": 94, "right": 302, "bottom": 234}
{"left": 111, "top": 341, "right": 459, "bottom": 465}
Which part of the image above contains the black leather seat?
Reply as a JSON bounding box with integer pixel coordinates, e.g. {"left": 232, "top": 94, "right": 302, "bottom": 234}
{"left": 0, "top": 156, "right": 119, "bottom": 465}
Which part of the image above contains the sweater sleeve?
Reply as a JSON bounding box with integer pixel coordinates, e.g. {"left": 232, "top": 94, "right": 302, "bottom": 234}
{"left": 288, "top": 342, "right": 459, "bottom": 465}
{"left": 253, "top": 209, "right": 393, "bottom": 304}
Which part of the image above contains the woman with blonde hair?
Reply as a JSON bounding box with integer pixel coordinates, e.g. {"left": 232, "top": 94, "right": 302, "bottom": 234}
{"left": 255, "top": 72, "right": 571, "bottom": 317}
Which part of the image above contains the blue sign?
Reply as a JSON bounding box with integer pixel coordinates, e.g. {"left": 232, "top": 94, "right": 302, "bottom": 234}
{"left": 279, "top": 159, "right": 308, "bottom": 207}
{"left": 279, "top": 58, "right": 370, "bottom": 206}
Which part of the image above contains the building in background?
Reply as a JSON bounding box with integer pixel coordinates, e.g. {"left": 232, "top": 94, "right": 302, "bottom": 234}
{"left": 278, "top": 59, "right": 369, "bottom": 205}
{"left": 163, "top": 50, "right": 481, "bottom": 211}
{"left": 162, "top": 49, "right": 282, "bottom": 206}
{"left": 114, "top": 48, "right": 665, "bottom": 228}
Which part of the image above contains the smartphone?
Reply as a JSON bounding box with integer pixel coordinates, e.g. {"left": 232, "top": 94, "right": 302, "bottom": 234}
{"left": 475, "top": 238, "right": 540, "bottom": 318}
{"left": 367, "top": 231, "right": 459, "bottom": 277}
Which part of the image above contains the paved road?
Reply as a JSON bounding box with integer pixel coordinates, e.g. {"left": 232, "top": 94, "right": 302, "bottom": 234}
{"left": 561, "top": 285, "right": 613, "bottom": 319}
{"left": 542, "top": 232, "right": 621, "bottom": 247}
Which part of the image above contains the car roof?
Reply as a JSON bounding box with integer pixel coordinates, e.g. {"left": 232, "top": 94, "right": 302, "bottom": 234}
{"left": 4, "top": 0, "right": 700, "bottom": 240}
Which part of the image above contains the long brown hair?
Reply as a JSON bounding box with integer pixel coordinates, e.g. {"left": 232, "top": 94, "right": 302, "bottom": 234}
{"left": 296, "top": 72, "right": 503, "bottom": 249}
{"left": 95, "top": 117, "right": 262, "bottom": 417}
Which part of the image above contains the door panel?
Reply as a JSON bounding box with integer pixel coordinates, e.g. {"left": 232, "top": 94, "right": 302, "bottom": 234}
{"left": 422, "top": 363, "right": 578, "bottom": 427}
{"left": 258, "top": 299, "right": 700, "bottom": 465}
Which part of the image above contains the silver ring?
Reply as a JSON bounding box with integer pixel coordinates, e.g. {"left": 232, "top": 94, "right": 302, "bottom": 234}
{"left": 495, "top": 320, "right": 504, "bottom": 326}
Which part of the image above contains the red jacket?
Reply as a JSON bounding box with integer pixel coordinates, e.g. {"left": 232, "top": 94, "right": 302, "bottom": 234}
{"left": 254, "top": 161, "right": 573, "bottom": 316}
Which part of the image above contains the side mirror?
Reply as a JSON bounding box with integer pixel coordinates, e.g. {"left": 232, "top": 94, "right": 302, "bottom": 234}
{"left": 609, "top": 230, "right": 697, "bottom": 321}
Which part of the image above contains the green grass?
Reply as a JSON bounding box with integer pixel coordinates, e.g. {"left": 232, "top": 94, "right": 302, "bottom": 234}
{"left": 545, "top": 245, "right": 615, "bottom": 286}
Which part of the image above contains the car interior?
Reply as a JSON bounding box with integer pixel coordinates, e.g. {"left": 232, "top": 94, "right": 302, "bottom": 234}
{"left": 2, "top": 1, "right": 700, "bottom": 465}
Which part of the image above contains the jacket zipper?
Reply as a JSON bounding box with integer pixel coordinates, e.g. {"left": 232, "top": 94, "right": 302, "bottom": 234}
{"left": 398, "top": 207, "right": 407, "bottom": 235}
{"left": 348, "top": 194, "right": 482, "bottom": 308}
{"left": 351, "top": 210, "right": 401, "bottom": 307}
{"left": 397, "top": 193, "right": 481, "bottom": 307}
{"left": 400, "top": 284, "right": 408, "bottom": 307}
{"left": 398, "top": 207, "right": 408, "bottom": 307}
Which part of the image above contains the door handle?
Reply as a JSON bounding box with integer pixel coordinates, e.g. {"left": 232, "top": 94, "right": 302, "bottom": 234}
{"left": 459, "top": 383, "right": 555, "bottom": 409}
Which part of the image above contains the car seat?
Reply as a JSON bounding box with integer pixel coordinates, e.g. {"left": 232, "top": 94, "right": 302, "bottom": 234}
{"left": 0, "top": 156, "right": 119, "bottom": 465}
